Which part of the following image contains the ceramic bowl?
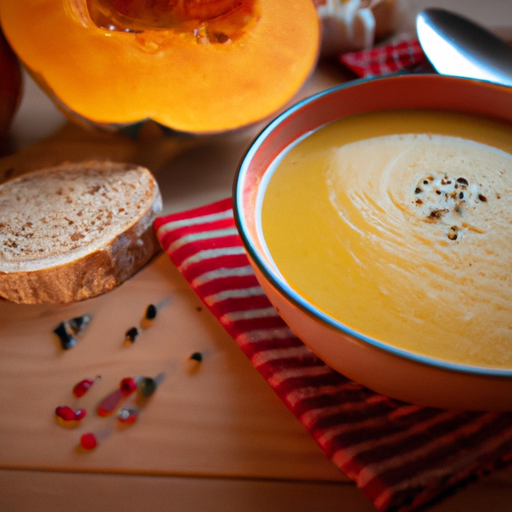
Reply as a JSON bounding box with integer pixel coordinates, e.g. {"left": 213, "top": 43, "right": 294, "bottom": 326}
{"left": 233, "top": 73, "right": 512, "bottom": 411}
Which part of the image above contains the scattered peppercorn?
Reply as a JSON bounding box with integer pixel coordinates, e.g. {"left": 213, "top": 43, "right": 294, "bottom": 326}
{"left": 53, "top": 313, "right": 93, "bottom": 350}
{"left": 138, "top": 377, "right": 157, "bottom": 398}
{"left": 118, "top": 407, "right": 139, "bottom": 425}
{"left": 55, "top": 405, "right": 87, "bottom": 428}
{"left": 97, "top": 388, "right": 125, "bottom": 417}
{"left": 120, "top": 377, "right": 138, "bottom": 396}
{"left": 55, "top": 405, "right": 76, "bottom": 422}
{"left": 125, "top": 326, "right": 139, "bottom": 344}
{"left": 145, "top": 304, "right": 157, "bottom": 320}
{"left": 73, "top": 376, "right": 100, "bottom": 397}
{"left": 190, "top": 352, "right": 203, "bottom": 363}
{"left": 80, "top": 433, "right": 98, "bottom": 451}
{"left": 73, "top": 408, "right": 87, "bottom": 421}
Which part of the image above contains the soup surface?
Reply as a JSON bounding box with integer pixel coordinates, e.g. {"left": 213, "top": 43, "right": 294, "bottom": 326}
{"left": 261, "top": 110, "right": 512, "bottom": 369}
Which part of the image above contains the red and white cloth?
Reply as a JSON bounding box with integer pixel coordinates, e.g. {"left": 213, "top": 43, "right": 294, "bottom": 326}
{"left": 339, "top": 35, "right": 431, "bottom": 77}
{"left": 155, "top": 198, "right": 512, "bottom": 512}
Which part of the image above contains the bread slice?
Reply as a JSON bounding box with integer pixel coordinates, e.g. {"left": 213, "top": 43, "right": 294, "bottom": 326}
{"left": 0, "top": 161, "right": 163, "bottom": 304}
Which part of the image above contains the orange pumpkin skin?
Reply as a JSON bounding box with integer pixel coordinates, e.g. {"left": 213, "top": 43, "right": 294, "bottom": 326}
{"left": 0, "top": 0, "right": 320, "bottom": 134}
{"left": 0, "top": 27, "right": 22, "bottom": 137}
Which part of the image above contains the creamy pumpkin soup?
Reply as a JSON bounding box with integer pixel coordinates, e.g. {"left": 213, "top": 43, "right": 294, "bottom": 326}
{"left": 261, "top": 110, "right": 512, "bottom": 369}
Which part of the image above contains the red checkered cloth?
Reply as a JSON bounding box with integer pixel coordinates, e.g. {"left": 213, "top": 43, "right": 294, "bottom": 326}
{"left": 155, "top": 199, "right": 512, "bottom": 512}
{"left": 340, "top": 36, "right": 431, "bottom": 77}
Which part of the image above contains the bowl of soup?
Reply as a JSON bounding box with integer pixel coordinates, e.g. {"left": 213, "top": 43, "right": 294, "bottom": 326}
{"left": 233, "top": 73, "right": 512, "bottom": 411}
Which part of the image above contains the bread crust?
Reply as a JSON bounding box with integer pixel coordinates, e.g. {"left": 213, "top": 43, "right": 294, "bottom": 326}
{"left": 0, "top": 161, "right": 162, "bottom": 304}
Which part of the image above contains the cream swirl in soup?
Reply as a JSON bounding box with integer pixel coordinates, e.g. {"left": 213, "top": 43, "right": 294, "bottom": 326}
{"left": 261, "top": 110, "right": 512, "bottom": 369}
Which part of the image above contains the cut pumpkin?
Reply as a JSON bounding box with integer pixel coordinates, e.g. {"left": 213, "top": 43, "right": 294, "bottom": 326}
{"left": 0, "top": 0, "right": 320, "bottom": 133}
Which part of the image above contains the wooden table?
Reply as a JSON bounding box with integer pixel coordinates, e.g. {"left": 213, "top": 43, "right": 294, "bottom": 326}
{"left": 1, "top": 1, "right": 512, "bottom": 510}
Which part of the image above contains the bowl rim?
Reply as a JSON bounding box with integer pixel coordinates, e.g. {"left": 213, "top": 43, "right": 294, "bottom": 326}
{"left": 233, "top": 73, "right": 512, "bottom": 378}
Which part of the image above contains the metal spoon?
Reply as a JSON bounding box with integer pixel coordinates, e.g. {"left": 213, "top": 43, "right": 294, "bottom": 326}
{"left": 416, "top": 8, "right": 512, "bottom": 87}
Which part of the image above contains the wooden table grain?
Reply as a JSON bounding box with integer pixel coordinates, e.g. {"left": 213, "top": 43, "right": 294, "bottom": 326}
{"left": 1, "top": 1, "right": 512, "bottom": 510}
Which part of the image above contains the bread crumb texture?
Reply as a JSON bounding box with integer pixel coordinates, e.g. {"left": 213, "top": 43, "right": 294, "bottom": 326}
{"left": 0, "top": 161, "right": 162, "bottom": 303}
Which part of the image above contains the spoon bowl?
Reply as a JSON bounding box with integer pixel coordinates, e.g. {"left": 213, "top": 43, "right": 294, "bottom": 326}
{"left": 416, "top": 8, "right": 512, "bottom": 87}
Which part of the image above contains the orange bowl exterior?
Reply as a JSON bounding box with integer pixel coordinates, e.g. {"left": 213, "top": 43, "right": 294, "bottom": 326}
{"left": 234, "top": 74, "right": 512, "bottom": 411}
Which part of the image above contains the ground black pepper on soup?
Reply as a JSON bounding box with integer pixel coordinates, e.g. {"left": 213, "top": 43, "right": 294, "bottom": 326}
{"left": 261, "top": 110, "right": 512, "bottom": 369}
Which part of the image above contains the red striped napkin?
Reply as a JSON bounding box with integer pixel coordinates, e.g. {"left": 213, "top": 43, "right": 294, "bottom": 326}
{"left": 339, "top": 35, "right": 431, "bottom": 77}
{"left": 155, "top": 198, "right": 512, "bottom": 512}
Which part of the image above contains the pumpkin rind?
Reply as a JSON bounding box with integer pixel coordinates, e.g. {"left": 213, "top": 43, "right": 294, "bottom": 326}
{"left": 0, "top": 0, "right": 320, "bottom": 133}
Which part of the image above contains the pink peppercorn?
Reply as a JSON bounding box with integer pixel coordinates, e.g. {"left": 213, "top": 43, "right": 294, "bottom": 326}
{"left": 55, "top": 406, "right": 76, "bottom": 422}
{"left": 119, "top": 377, "right": 137, "bottom": 396}
{"left": 72, "top": 378, "right": 94, "bottom": 397}
{"left": 80, "top": 433, "right": 97, "bottom": 451}
{"left": 73, "top": 408, "right": 87, "bottom": 421}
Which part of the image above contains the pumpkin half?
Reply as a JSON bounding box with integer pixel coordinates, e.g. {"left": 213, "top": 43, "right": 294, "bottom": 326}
{"left": 0, "top": 0, "right": 320, "bottom": 133}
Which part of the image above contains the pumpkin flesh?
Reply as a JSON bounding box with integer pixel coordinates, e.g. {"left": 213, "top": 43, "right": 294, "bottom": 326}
{"left": 0, "top": 0, "right": 320, "bottom": 133}
{"left": 88, "top": 0, "right": 255, "bottom": 35}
